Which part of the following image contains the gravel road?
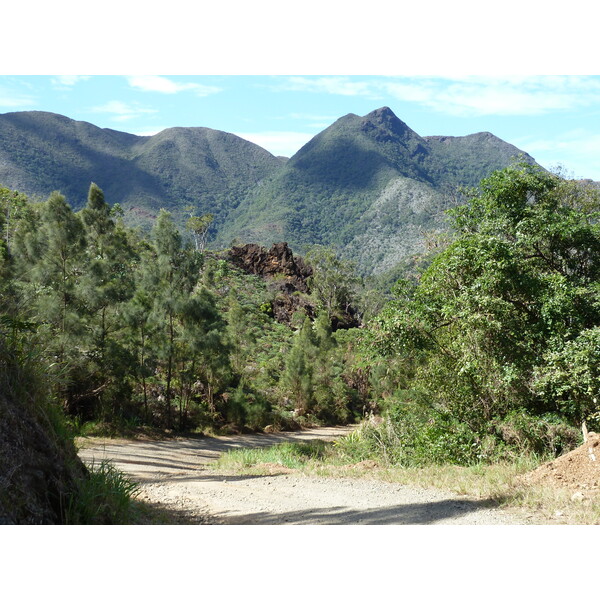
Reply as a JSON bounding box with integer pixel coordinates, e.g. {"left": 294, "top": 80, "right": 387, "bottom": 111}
{"left": 78, "top": 426, "right": 524, "bottom": 525}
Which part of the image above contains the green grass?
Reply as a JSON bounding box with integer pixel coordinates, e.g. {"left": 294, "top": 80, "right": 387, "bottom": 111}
{"left": 64, "top": 459, "right": 141, "bottom": 525}
{"left": 215, "top": 440, "right": 329, "bottom": 471}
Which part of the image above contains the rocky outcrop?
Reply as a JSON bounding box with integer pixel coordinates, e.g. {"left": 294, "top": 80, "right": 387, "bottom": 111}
{"left": 228, "top": 242, "right": 313, "bottom": 292}
{"left": 227, "top": 242, "right": 360, "bottom": 330}
{"left": 228, "top": 242, "right": 314, "bottom": 327}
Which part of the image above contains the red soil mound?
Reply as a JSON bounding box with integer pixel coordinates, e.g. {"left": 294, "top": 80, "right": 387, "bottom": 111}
{"left": 522, "top": 432, "right": 600, "bottom": 495}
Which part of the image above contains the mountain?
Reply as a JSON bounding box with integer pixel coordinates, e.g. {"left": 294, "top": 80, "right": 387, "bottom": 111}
{"left": 216, "top": 107, "right": 538, "bottom": 273}
{"left": 0, "top": 111, "right": 284, "bottom": 230}
{"left": 0, "top": 107, "right": 539, "bottom": 273}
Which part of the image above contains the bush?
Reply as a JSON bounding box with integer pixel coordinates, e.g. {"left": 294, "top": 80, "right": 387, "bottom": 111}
{"left": 225, "top": 384, "right": 273, "bottom": 432}
{"left": 334, "top": 393, "right": 584, "bottom": 469}
{"left": 494, "top": 410, "right": 581, "bottom": 458}
{"left": 386, "top": 392, "right": 483, "bottom": 466}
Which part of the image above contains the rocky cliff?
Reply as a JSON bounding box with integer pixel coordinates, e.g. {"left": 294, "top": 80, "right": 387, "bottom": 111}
{"left": 227, "top": 242, "right": 315, "bottom": 326}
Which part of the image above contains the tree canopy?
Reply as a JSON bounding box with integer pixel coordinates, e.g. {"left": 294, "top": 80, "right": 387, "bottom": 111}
{"left": 372, "top": 164, "right": 600, "bottom": 441}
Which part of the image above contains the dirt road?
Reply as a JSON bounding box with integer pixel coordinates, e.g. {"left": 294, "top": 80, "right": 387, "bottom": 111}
{"left": 78, "top": 427, "right": 524, "bottom": 525}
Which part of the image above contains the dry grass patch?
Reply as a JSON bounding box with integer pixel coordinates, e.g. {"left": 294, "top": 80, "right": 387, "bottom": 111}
{"left": 215, "top": 440, "right": 600, "bottom": 524}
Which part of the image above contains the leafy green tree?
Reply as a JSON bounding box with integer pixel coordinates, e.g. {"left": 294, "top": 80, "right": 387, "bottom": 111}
{"left": 533, "top": 327, "right": 600, "bottom": 426}
{"left": 372, "top": 163, "right": 600, "bottom": 436}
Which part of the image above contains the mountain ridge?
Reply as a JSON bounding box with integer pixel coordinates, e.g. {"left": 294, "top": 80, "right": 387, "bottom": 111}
{"left": 0, "top": 107, "right": 545, "bottom": 273}
{"left": 0, "top": 110, "right": 282, "bottom": 225}
{"left": 215, "top": 107, "right": 540, "bottom": 272}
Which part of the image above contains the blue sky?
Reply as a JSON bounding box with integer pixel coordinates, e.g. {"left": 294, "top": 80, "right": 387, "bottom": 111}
{"left": 2, "top": 74, "right": 600, "bottom": 180}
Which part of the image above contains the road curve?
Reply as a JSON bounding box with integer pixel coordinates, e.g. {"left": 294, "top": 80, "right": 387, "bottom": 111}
{"left": 78, "top": 426, "right": 524, "bottom": 525}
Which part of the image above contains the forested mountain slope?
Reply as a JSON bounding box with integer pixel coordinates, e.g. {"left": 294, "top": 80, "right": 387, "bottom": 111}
{"left": 217, "top": 107, "right": 539, "bottom": 274}
{"left": 1, "top": 108, "right": 539, "bottom": 273}
{"left": 0, "top": 111, "right": 284, "bottom": 230}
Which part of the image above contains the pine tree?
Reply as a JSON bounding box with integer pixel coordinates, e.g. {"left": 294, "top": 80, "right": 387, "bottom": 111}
{"left": 31, "top": 192, "right": 86, "bottom": 358}
{"left": 78, "top": 184, "right": 137, "bottom": 417}
{"left": 283, "top": 315, "right": 317, "bottom": 414}
{"left": 150, "top": 210, "right": 183, "bottom": 427}
{"left": 7, "top": 192, "right": 88, "bottom": 412}
{"left": 123, "top": 266, "right": 158, "bottom": 422}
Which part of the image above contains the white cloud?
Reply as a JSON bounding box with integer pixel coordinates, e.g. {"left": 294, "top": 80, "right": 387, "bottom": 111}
{"left": 278, "top": 75, "right": 600, "bottom": 118}
{"left": 383, "top": 76, "right": 600, "bottom": 117}
{"left": 90, "top": 100, "right": 158, "bottom": 121}
{"left": 233, "top": 131, "right": 314, "bottom": 157}
{"left": 51, "top": 75, "right": 91, "bottom": 87}
{"left": 281, "top": 76, "right": 378, "bottom": 98}
{"left": 0, "top": 90, "right": 36, "bottom": 109}
{"left": 386, "top": 77, "right": 598, "bottom": 116}
{"left": 127, "top": 75, "right": 221, "bottom": 96}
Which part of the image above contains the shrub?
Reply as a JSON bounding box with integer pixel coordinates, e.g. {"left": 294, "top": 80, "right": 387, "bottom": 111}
{"left": 494, "top": 410, "right": 581, "bottom": 458}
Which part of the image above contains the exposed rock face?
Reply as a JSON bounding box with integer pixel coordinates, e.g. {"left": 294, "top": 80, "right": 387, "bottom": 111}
{"left": 270, "top": 285, "right": 316, "bottom": 327}
{"left": 227, "top": 242, "right": 360, "bottom": 330}
{"left": 228, "top": 242, "right": 315, "bottom": 327}
{"left": 228, "top": 242, "right": 313, "bottom": 292}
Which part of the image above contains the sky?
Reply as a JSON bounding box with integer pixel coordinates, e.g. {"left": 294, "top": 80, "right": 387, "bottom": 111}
{"left": 3, "top": 1, "right": 600, "bottom": 181}
{"left": 2, "top": 74, "right": 600, "bottom": 180}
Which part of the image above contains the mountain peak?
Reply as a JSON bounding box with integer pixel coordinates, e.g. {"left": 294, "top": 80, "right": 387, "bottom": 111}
{"left": 360, "top": 107, "right": 421, "bottom": 143}
{"left": 366, "top": 106, "right": 397, "bottom": 119}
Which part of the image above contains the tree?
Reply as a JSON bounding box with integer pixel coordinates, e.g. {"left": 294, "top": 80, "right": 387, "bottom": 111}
{"left": 150, "top": 209, "right": 185, "bottom": 427}
{"left": 185, "top": 205, "right": 214, "bottom": 252}
{"left": 29, "top": 192, "right": 87, "bottom": 355}
{"left": 7, "top": 192, "right": 91, "bottom": 413}
{"left": 149, "top": 209, "right": 229, "bottom": 427}
{"left": 372, "top": 163, "right": 600, "bottom": 432}
{"left": 0, "top": 187, "right": 30, "bottom": 255}
{"left": 305, "top": 245, "right": 360, "bottom": 323}
{"left": 78, "top": 184, "right": 137, "bottom": 417}
{"left": 283, "top": 315, "right": 318, "bottom": 414}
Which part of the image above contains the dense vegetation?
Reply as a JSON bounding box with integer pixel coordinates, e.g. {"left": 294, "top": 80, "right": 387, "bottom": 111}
{"left": 361, "top": 163, "right": 600, "bottom": 465}
{"left": 0, "top": 314, "right": 139, "bottom": 524}
{"left": 3, "top": 161, "right": 600, "bottom": 506}
{"left": 0, "top": 183, "right": 375, "bottom": 435}
{"left": 219, "top": 108, "right": 538, "bottom": 275}
{"left": 0, "top": 110, "right": 283, "bottom": 231}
